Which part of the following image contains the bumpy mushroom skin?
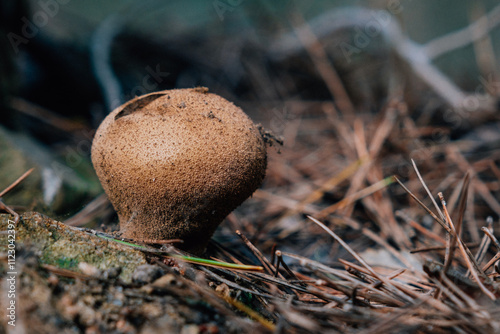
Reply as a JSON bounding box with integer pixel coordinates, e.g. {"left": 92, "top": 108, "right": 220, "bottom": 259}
{"left": 91, "top": 88, "right": 267, "bottom": 254}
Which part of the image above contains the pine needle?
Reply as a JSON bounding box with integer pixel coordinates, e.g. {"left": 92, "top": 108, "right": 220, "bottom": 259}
{"left": 95, "top": 233, "right": 264, "bottom": 272}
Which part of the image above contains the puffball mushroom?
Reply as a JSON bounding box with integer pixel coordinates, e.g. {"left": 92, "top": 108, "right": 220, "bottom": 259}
{"left": 91, "top": 88, "right": 267, "bottom": 254}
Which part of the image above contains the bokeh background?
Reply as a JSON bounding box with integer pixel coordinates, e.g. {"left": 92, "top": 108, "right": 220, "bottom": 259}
{"left": 1, "top": 0, "right": 499, "bottom": 250}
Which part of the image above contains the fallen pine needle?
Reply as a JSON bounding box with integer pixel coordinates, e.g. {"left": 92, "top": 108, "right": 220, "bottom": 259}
{"left": 0, "top": 168, "right": 34, "bottom": 198}
{"left": 95, "top": 233, "right": 263, "bottom": 272}
{"left": 317, "top": 176, "right": 395, "bottom": 218}
{"left": 438, "top": 192, "right": 496, "bottom": 300}
{"left": 307, "top": 215, "right": 413, "bottom": 303}
{"left": 219, "top": 293, "right": 276, "bottom": 331}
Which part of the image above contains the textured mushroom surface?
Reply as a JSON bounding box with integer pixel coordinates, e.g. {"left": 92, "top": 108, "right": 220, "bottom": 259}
{"left": 91, "top": 88, "right": 267, "bottom": 254}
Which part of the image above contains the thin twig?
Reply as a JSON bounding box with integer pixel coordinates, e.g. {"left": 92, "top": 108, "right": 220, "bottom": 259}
{"left": 0, "top": 200, "right": 20, "bottom": 225}
{"left": 0, "top": 168, "right": 34, "bottom": 198}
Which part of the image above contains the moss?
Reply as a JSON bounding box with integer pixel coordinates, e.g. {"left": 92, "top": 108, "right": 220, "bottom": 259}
{"left": 0, "top": 212, "right": 147, "bottom": 283}
{"left": 54, "top": 257, "right": 80, "bottom": 270}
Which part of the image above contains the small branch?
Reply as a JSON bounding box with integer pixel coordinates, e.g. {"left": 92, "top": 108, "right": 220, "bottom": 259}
{"left": 0, "top": 168, "right": 34, "bottom": 198}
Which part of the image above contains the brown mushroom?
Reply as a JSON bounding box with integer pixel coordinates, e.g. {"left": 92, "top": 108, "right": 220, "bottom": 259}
{"left": 91, "top": 88, "right": 267, "bottom": 254}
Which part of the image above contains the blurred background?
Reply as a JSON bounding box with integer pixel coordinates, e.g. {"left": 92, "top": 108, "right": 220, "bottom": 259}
{"left": 1, "top": 0, "right": 500, "bottom": 258}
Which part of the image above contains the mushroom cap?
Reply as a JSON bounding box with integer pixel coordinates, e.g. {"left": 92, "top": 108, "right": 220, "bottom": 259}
{"left": 91, "top": 88, "right": 267, "bottom": 254}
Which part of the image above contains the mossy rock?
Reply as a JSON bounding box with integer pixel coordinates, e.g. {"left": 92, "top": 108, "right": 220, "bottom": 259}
{"left": 0, "top": 212, "right": 146, "bottom": 283}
